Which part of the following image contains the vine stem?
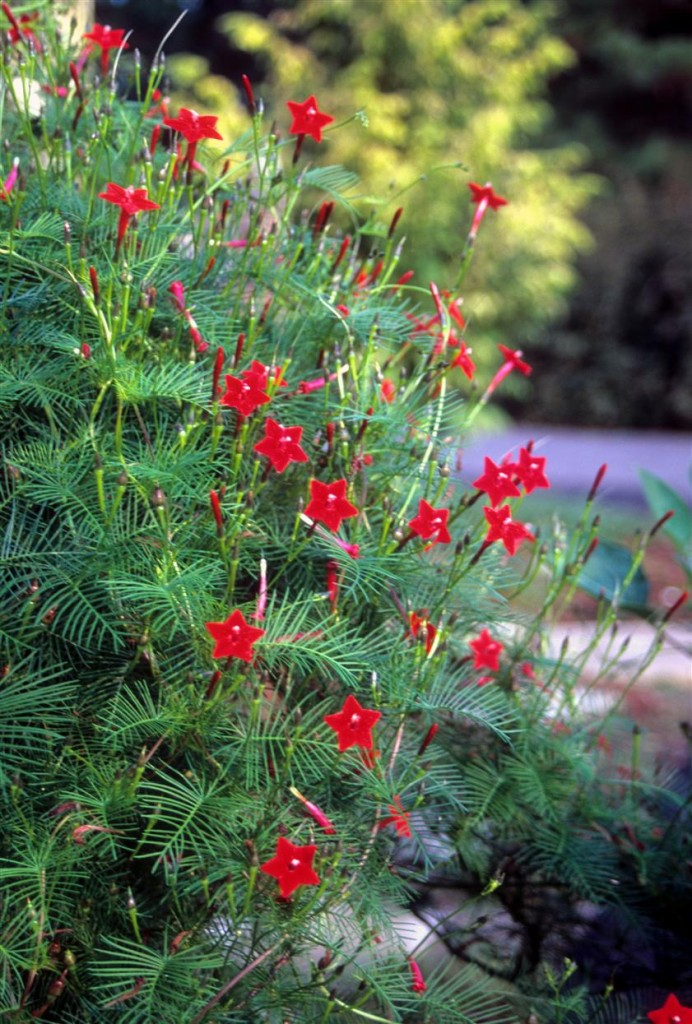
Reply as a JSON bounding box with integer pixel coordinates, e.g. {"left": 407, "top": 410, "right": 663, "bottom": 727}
{"left": 191, "top": 938, "right": 284, "bottom": 1023}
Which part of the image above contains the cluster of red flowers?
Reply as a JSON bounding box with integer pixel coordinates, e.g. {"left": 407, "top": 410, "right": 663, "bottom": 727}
{"left": 472, "top": 443, "right": 549, "bottom": 557}
{"left": 408, "top": 285, "right": 475, "bottom": 379}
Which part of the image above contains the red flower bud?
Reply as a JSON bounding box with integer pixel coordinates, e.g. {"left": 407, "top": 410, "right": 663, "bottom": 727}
{"left": 417, "top": 723, "right": 439, "bottom": 756}
{"left": 326, "top": 560, "right": 339, "bottom": 607}
{"left": 408, "top": 959, "right": 427, "bottom": 993}
{"left": 69, "top": 61, "right": 83, "bottom": 101}
{"left": 332, "top": 235, "right": 351, "bottom": 271}
{"left": 1, "top": 3, "right": 21, "bottom": 35}
{"left": 649, "top": 509, "right": 675, "bottom": 538}
{"left": 663, "top": 589, "right": 689, "bottom": 623}
{"left": 290, "top": 786, "right": 336, "bottom": 834}
{"left": 314, "top": 200, "right": 334, "bottom": 236}
{"left": 88, "top": 265, "right": 99, "bottom": 305}
{"left": 395, "top": 270, "right": 415, "bottom": 286}
{"left": 241, "top": 73, "right": 255, "bottom": 115}
{"left": 388, "top": 206, "right": 404, "bottom": 238}
{"left": 233, "top": 332, "right": 245, "bottom": 368}
{"left": 212, "top": 346, "right": 225, "bottom": 400}
{"left": 582, "top": 537, "right": 599, "bottom": 564}
{"left": 209, "top": 490, "right": 224, "bottom": 533}
{"left": 588, "top": 463, "right": 608, "bottom": 503}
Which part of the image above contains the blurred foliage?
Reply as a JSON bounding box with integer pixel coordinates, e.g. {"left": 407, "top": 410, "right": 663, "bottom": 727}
{"left": 530, "top": 0, "right": 692, "bottom": 429}
{"left": 162, "top": 0, "right": 599, "bottom": 387}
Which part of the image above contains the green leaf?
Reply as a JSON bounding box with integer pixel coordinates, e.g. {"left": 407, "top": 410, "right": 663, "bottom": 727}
{"left": 576, "top": 539, "right": 649, "bottom": 609}
{"left": 639, "top": 468, "right": 692, "bottom": 554}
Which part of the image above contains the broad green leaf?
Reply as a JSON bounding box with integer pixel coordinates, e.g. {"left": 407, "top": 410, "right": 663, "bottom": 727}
{"left": 639, "top": 468, "right": 692, "bottom": 554}
{"left": 577, "top": 539, "right": 649, "bottom": 609}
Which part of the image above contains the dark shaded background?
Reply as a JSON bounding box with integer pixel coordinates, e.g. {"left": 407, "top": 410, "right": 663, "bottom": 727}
{"left": 95, "top": 0, "right": 692, "bottom": 430}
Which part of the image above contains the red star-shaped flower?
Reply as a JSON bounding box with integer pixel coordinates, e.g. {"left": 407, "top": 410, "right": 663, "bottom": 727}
{"left": 305, "top": 479, "right": 358, "bottom": 532}
{"left": 324, "top": 694, "right": 382, "bottom": 752}
{"left": 205, "top": 609, "right": 265, "bottom": 662}
{"left": 514, "top": 446, "right": 550, "bottom": 494}
{"left": 83, "top": 24, "right": 129, "bottom": 76}
{"left": 472, "top": 456, "right": 521, "bottom": 507}
{"left": 259, "top": 836, "right": 320, "bottom": 899}
{"left": 497, "top": 344, "right": 532, "bottom": 377}
{"left": 647, "top": 994, "right": 692, "bottom": 1024}
{"left": 6, "top": 11, "right": 40, "bottom": 48}
{"left": 98, "top": 182, "right": 160, "bottom": 217}
{"left": 253, "top": 417, "right": 309, "bottom": 473}
{"left": 286, "top": 95, "right": 334, "bottom": 143}
{"left": 409, "top": 612, "right": 437, "bottom": 655}
{"left": 449, "top": 341, "right": 476, "bottom": 380}
{"left": 483, "top": 505, "right": 535, "bottom": 556}
{"left": 164, "top": 108, "right": 223, "bottom": 144}
{"left": 468, "top": 182, "right": 508, "bottom": 211}
{"left": 469, "top": 629, "right": 503, "bottom": 671}
{"left": 220, "top": 361, "right": 271, "bottom": 417}
{"left": 98, "top": 183, "right": 160, "bottom": 255}
{"left": 408, "top": 499, "right": 451, "bottom": 547}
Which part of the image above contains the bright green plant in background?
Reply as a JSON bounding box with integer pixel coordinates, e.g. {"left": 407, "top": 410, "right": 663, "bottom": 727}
{"left": 168, "top": 0, "right": 599, "bottom": 388}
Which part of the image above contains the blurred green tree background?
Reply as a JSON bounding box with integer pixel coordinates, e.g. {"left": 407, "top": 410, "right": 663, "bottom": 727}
{"left": 94, "top": 0, "right": 692, "bottom": 428}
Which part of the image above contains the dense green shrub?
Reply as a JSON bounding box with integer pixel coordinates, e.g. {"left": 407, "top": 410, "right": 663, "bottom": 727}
{"left": 0, "top": 4, "right": 689, "bottom": 1022}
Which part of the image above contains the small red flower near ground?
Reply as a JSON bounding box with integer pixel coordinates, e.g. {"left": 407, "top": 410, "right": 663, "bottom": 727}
{"left": 220, "top": 361, "right": 272, "bottom": 417}
{"left": 164, "top": 107, "right": 223, "bottom": 169}
{"left": 409, "top": 612, "right": 437, "bottom": 655}
{"left": 408, "top": 499, "right": 451, "bottom": 547}
{"left": 259, "top": 836, "right": 320, "bottom": 899}
{"left": 514, "top": 446, "right": 550, "bottom": 494}
{"left": 205, "top": 609, "right": 265, "bottom": 662}
{"left": 98, "top": 182, "right": 160, "bottom": 255}
{"left": 286, "top": 95, "right": 334, "bottom": 143}
{"left": 647, "top": 994, "right": 692, "bottom": 1024}
{"left": 305, "top": 479, "right": 358, "bottom": 532}
{"left": 324, "top": 694, "right": 382, "bottom": 752}
{"left": 483, "top": 504, "right": 535, "bottom": 556}
{"left": 253, "top": 418, "right": 309, "bottom": 473}
{"left": 472, "top": 456, "right": 521, "bottom": 507}
{"left": 83, "top": 24, "right": 129, "bottom": 77}
{"left": 379, "top": 796, "right": 412, "bottom": 837}
{"left": 469, "top": 629, "right": 503, "bottom": 671}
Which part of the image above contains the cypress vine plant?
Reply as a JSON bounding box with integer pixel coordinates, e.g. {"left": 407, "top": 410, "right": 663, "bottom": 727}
{"left": 1, "top": 4, "right": 690, "bottom": 1023}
